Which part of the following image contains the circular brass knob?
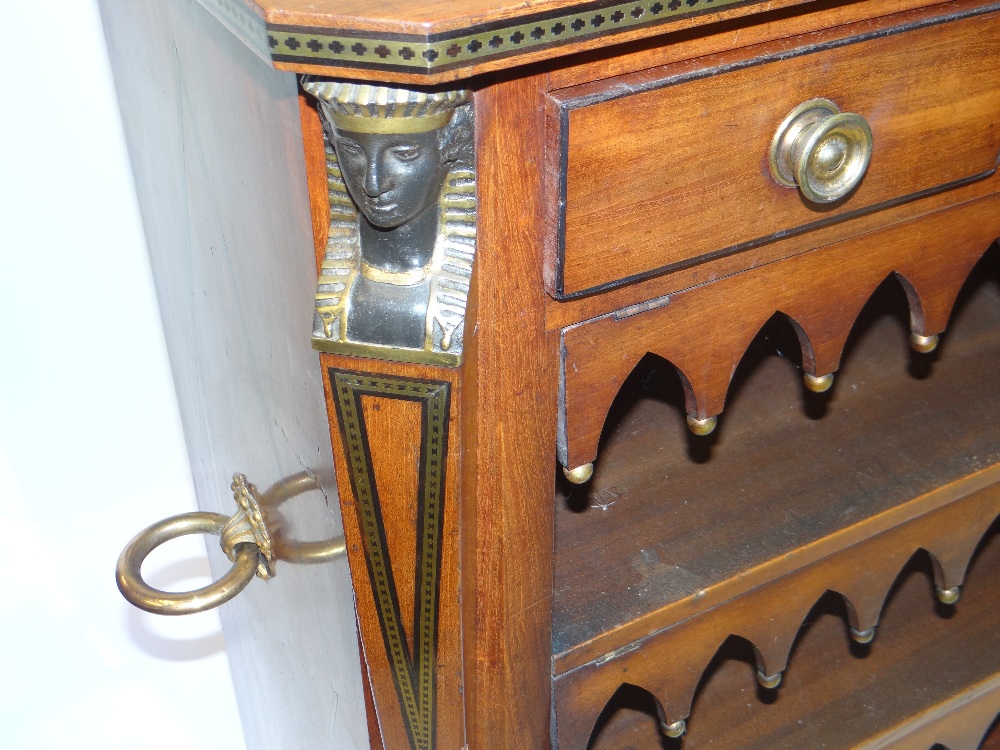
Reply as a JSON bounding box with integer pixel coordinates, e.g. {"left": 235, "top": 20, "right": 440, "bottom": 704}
{"left": 936, "top": 585, "right": 961, "bottom": 605}
{"left": 803, "top": 372, "right": 835, "bottom": 393}
{"left": 686, "top": 414, "right": 718, "bottom": 436}
{"left": 910, "top": 332, "right": 940, "bottom": 354}
{"left": 769, "top": 98, "right": 872, "bottom": 203}
{"left": 850, "top": 626, "right": 876, "bottom": 645}
{"left": 660, "top": 719, "right": 686, "bottom": 739}
{"left": 562, "top": 462, "right": 594, "bottom": 484}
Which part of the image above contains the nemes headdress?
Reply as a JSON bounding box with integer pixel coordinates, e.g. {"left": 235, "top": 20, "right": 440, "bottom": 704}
{"left": 302, "top": 79, "right": 472, "bottom": 134}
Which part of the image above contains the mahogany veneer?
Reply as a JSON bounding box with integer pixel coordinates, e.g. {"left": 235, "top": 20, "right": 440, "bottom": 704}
{"left": 103, "top": 0, "right": 1000, "bottom": 746}
{"left": 555, "top": 249, "right": 1000, "bottom": 662}
{"left": 589, "top": 523, "right": 1000, "bottom": 749}
{"left": 290, "top": 0, "right": 1000, "bottom": 743}
{"left": 553, "top": 247, "right": 1000, "bottom": 747}
{"left": 551, "top": 3, "right": 1000, "bottom": 296}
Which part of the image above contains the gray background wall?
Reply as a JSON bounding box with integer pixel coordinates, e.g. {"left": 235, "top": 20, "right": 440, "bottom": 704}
{"left": 0, "top": 2, "right": 244, "bottom": 746}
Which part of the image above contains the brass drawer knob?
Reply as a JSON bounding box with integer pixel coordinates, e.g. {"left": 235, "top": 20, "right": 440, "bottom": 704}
{"left": 769, "top": 98, "right": 872, "bottom": 203}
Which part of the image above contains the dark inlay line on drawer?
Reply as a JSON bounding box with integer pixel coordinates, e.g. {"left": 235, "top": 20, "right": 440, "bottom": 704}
{"left": 550, "top": 0, "right": 1000, "bottom": 299}
{"left": 555, "top": 160, "right": 999, "bottom": 301}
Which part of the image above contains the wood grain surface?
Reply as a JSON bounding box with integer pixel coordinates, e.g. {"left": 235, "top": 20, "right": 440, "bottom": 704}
{"left": 251, "top": 0, "right": 740, "bottom": 28}
{"left": 545, "top": 0, "right": 959, "bottom": 88}
{"left": 544, "top": 168, "right": 1000, "bottom": 331}
{"left": 560, "top": 193, "right": 1000, "bottom": 470}
{"left": 551, "top": 0, "right": 1000, "bottom": 296}
{"left": 556, "top": 482, "right": 1000, "bottom": 750}
{"left": 578, "top": 521, "right": 1000, "bottom": 749}
{"left": 318, "top": 73, "right": 565, "bottom": 750}
{"left": 191, "top": 0, "right": 927, "bottom": 85}
{"left": 209, "top": 0, "right": 840, "bottom": 82}
{"left": 857, "top": 673, "right": 1000, "bottom": 749}
{"left": 459, "top": 74, "right": 561, "bottom": 750}
{"left": 322, "top": 356, "right": 466, "bottom": 750}
{"left": 982, "top": 714, "right": 1000, "bottom": 750}
{"left": 555, "top": 248, "right": 1000, "bottom": 665}
{"left": 108, "top": 0, "right": 1000, "bottom": 746}
{"left": 299, "top": 93, "right": 329, "bottom": 269}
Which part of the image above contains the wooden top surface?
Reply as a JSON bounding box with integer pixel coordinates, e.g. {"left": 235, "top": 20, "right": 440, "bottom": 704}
{"left": 258, "top": 0, "right": 617, "bottom": 28}
{"left": 196, "top": 0, "right": 824, "bottom": 82}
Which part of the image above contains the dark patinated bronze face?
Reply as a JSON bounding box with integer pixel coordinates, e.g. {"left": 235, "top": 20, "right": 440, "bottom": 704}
{"left": 328, "top": 125, "right": 452, "bottom": 349}
{"left": 332, "top": 128, "right": 449, "bottom": 231}
{"left": 301, "top": 79, "right": 475, "bottom": 365}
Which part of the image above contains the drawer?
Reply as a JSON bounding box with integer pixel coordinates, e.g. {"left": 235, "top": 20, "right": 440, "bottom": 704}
{"left": 546, "top": 1, "right": 1000, "bottom": 298}
{"left": 556, "top": 191, "right": 1000, "bottom": 472}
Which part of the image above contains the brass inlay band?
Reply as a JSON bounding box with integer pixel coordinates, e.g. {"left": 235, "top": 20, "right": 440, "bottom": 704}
{"left": 331, "top": 370, "right": 451, "bottom": 750}
{"left": 312, "top": 338, "right": 463, "bottom": 366}
{"left": 360, "top": 260, "right": 433, "bottom": 286}
{"left": 266, "top": 0, "right": 766, "bottom": 74}
{"left": 331, "top": 110, "right": 453, "bottom": 134}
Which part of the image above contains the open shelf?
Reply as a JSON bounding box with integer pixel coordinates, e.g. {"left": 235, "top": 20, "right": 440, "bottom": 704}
{"left": 553, "top": 246, "right": 1000, "bottom": 659}
{"left": 587, "top": 521, "right": 1000, "bottom": 749}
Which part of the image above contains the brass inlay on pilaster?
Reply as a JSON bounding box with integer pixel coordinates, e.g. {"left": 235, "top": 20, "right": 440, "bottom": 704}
{"left": 331, "top": 369, "right": 451, "bottom": 750}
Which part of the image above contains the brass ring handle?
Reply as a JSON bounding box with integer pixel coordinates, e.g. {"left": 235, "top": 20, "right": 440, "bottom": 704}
{"left": 279, "top": 536, "right": 348, "bottom": 565}
{"left": 769, "top": 98, "right": 872, "bottom": 203}
{"left": 117, "top": 473, "right": 348, "bottom": 615}
{"left": 116, "top": 512, "right": 261, "bottom": 615}
{"left": 254, "top": 471, "right": 348, "bottom": 564}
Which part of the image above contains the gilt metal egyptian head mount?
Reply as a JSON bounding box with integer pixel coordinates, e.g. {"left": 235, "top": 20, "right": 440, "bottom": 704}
{"left": 302, "top": 80, "right": 476, "bottom": 367}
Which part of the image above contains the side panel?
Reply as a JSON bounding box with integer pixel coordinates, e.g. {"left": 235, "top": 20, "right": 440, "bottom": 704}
{"left": 322, "top": 358, "right": 466, "bottom": 750}
{"left": 99, "top": 0, "right": 368, "bottom": 747}
{"left": 463, "top": 73, "right": 559, "bottom": 750}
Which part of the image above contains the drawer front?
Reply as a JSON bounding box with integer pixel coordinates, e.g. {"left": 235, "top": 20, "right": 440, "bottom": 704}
{"left": 556, "top": 192, "right": 1000, "bottom": 472}
{"left": 548, "top": 1, "right": 1000, "bottom": 297}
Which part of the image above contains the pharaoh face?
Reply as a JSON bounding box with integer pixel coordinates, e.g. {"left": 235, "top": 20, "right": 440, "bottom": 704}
{"left": 332, "top": 127, "right": 449, "bottom": 230}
